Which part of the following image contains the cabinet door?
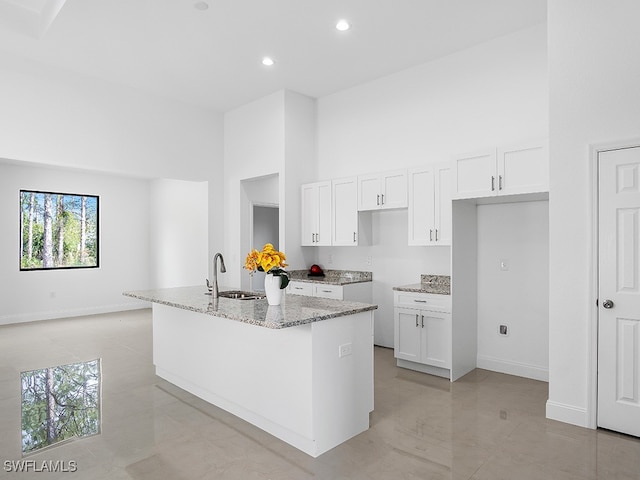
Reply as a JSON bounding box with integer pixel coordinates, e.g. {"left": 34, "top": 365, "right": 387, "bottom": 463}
{"left": 434, "top": 164, "right": 452, "bottom": 245}
{"left": 287, "top": 281, "right": 313, "bottom": 296}
{"left": 316, "top": 181, "right": 332, "bottom": 246}
{"left": 497, "top": 140, "right": 549, "bottom": 196}
{"left": 421, "top": 311, "right": 452, "bottom": 369}
{"left": 408, "top": 167, "right": 435, "bottom": 245}
{"left": 381, "top": 170, "right": 408, "bottom": 209}
{"left": 332, "top": 177, "right": 358, "bottom": 246}
{"left": 314, "top": 284, "right": 343, "bottom": 300}
{"left": 451, "top": 149, "right": 497, "bottom": 199}
{"left": 357, "top": 174, "right": 381, "bottom": 211}
{"left": 301, "top": 183, "right": 318, "bottom": 246}
{"left": 394, "top": 308, "right": 421, "bottom": 362}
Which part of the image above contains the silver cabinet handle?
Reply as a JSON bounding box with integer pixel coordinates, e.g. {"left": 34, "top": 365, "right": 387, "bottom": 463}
{"left": 381, "top": 193, "right": 385, "bottom": 205}
{"left": 415, "top": 314, "right": 419, "bottom": 327}
{"left": 321, "top": 290, "right": 332, "bottom": 293}
{"left": 353, "top": 232, "right": 356, "bottom": 242}
{"left": 294, "top": 286, "right": 303, "bottom": 290}
{"left": 491, "top": 176, "right": 495, "bottom": 191}
{"left": 316, "top": 233, "right": 319, "bottom": 243}
{"left": 499, "top": 175, "right": 503, "bottom": 190}
{"left": 421, "top": 315, "right": 424, "bottom": 328}
{"left": 435, "top": 229, "right": 438, "bottom": 241}
{"left": 376, "top": 194, "right": 380, "bottom": 205}
{"left": 413, "top": 299, "right": 427, "bottom": 303}
{"left": 430, "top": 229, "right": 433, "bottom": 241}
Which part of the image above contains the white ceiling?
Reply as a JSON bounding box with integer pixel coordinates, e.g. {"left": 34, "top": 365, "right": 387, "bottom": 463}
{"left": 0, "top": 0, "right": 546, "bottom": 112}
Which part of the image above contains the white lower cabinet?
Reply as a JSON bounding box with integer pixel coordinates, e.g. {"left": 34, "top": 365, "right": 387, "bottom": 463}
{"left": 394, "top": 291, "right": 452, "bottom": 378}
{"left": 287, "top": 280, "right": 372, "bottom": 303}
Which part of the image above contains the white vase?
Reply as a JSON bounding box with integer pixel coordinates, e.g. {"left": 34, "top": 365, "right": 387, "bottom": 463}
{"left": 264, "top": 274, "right": 283, "bottom": 306}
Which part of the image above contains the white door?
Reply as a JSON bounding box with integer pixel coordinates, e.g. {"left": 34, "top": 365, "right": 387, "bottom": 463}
{"left": 497, "top": 140, "right": 549, "bottom": 196}
{"left": 380, "top": 170, "right": 408, "bottom": 209}
{"left": 301, "top": 183, "right": 318, "bottom": 246}
{"left": 434, "top": 164, "right": 452, "bottom": 245}
{"left": 358, "top": 174, "right": 381, "bottom": 211}
{"left": 316, "top": 181, "right": 332, "bottom": 246}
{"left": 394, "top": 308, "right": 421, "bottom": 362}
{"left": 332, "top": 177, "right": 358, "bottom": 246}
{"left": 598, "top": 146, "right": 640, "bottom": 437}
{"left": 408, "top": 167, "right": 435, "bottom": 245}
{"left": 451, "top": 149, "right": 496, "bottom": 199}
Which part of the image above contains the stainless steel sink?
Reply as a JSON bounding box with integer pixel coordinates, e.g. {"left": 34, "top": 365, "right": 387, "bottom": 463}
{"left": 215, "top": 290, "right": 266, "bottom": 300}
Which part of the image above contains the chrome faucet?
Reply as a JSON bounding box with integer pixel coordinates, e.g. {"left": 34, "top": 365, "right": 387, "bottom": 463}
{"left": 211, "top": 253, "right": 226, "bottom": 299}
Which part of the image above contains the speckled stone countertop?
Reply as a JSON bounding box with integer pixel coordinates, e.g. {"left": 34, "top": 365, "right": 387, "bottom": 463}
{"left": 123, "top": 286, "right": 377, "bottom": 329}
{"left": 288, "top": 269, "right": 372, "bottom": 285}
{"left": 393, "top": 275, "right": 451, "bottom": 295}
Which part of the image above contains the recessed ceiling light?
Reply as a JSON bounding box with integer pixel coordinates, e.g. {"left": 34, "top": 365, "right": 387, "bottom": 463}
{"left": 194, "top": 2, "right": 209, "bottom": 11}
{"left": 336, "top": 19, "right": 351, "bottom": 31}
{"left": 262, "top": 57, "right": 275, "bottom": 66}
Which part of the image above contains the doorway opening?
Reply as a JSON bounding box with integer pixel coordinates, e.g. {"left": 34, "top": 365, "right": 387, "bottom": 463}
{"left": 251, "top": 204, "right": 279, "bottom": 291}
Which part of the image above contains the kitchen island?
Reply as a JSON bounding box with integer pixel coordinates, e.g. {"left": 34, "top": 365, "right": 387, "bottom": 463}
{"left": 123, "top": 286, "right": 377, "bottom": 457}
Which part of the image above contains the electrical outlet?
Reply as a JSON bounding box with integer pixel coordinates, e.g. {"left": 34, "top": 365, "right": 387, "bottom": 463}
{"left": 365, "top": 255, "right": 372, "bottom": 266}
{"left": 339, "top": 343, "right": 353, "bottom": 357}
{"left": 499, "top": 324, "right": 508, "bottom": 336}
{"left": 499, "top": 259, "right": 509, "bottom": 271}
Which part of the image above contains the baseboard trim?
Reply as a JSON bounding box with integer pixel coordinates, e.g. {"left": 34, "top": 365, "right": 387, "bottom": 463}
{"left": 546, "top": 400, "right": 590, "bottom": 428}
{"left": 476, "top": 355, "right": 548, "bottom": 382}
{"left": 0, "top": 302, "right": 150, "bottom": 325}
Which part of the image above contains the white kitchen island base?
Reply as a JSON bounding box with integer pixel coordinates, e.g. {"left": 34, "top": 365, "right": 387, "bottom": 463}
{"left": 152, "top": 303, "right": 374, "bottom": 457}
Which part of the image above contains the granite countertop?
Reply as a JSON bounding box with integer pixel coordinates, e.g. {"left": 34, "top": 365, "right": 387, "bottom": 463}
{"left": 287, "top": 269, "right": 372, "bottom": 285}
{"left": 123, "top": 286, "right": 377, "bottom": 329}
{"left": 393, "top": 275, "right": 451, "bottom": 295}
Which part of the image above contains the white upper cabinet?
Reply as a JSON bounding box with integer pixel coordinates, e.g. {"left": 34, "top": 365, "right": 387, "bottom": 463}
{"left": 452, "top": 140, "right": 549, "bottom": 200}
{"left": 497, "top": 140, "right": 549, "bottom": 196}
{"left": 301, "top": 181, "right": 331, "bottom": 246}
{"left": 358, "top": 170, "right": 408, "bottom": 211}
{"left": 332, "top": 177, "right": 359, "bottom": 246}
{"left": 408, "top": 163, "right": 452, "bottom": 246}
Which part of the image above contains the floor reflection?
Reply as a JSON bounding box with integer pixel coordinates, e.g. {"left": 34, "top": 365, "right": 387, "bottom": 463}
{"left": 21, "top": 359, "right": 101, "bottom": 454}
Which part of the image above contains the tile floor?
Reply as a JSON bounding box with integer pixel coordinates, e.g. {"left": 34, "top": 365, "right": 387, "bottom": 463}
{"left": 1, "top": 309, "right": 639, "bottom": 479}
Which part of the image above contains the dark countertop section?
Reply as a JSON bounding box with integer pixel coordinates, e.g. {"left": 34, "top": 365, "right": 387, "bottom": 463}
{"left": 288, "top": 269, "right": 372, "bottom": 286}
{"left": 393, "top": 275, "right": 451, "bottom": 295}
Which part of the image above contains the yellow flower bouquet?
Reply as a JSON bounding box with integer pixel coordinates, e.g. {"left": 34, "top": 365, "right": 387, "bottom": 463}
{"left": 244, "top": 243, "right": 290, "bottom": 289}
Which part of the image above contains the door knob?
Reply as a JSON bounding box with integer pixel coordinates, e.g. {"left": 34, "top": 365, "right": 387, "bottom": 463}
{"left": 603, "top": 299, "right": 614, "bottom": 309}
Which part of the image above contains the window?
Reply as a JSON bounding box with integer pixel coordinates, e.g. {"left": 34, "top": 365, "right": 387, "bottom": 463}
{"left": 20, "top": 190, "right": 99, "bottom": 270}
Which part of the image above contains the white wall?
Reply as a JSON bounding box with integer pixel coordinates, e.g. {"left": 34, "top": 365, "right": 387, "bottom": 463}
{"left": 223, "top": 91, "right": 285, "bottom": 288}
{"left": 223, "top": 90, "right": 317, "bottom": 289}
{"left": 150, "top": 179, "right": 208, "bottom": 289}
{"left": 547, "top": 1, "right": 640, "bottom": 427}
{"left": 315, "top": 25, "right": 548, "bottom": 347}
{"left": 0, "top": 162, "right": 150, "bottom": 324}
{"left": 476, "top": 201, "right": 549, "bottom": 381}
{"left": 0, "top": 50, "right": 221, "bottom": 181}
{"left": 0, "top": 51, "right": 224, "bottom": 324}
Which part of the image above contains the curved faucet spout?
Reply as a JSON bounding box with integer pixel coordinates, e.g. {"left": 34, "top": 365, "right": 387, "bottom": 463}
{"left": 212, "top": 253, "right": 226, "bottom": 299}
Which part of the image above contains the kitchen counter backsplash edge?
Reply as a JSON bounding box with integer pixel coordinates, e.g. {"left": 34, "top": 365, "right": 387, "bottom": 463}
{"left": 288, "top": 269, "right": 372, "bottom": 285}
{"left": 393, "top": 275, "right": 451, "bottom": 295}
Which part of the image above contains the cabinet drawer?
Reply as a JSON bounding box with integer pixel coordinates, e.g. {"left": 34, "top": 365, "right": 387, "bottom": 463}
{"left": 394, "top": 291, "right": 451, "bottom": 313}
{"left": 314, "top": 284, "right": 343, "bottom": 300}
{"left": 287, "top": 281, "right": 313, "bottom": 296}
